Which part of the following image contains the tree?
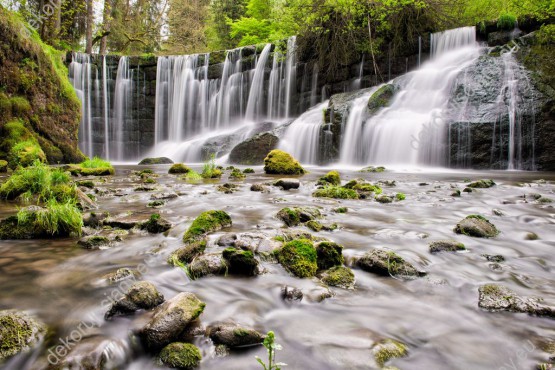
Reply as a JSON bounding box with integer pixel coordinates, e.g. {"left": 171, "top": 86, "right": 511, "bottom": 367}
{"left": 85, "top": 0, "right": 93, "bottom": 53}
{"left": 163, "top": 0, "right": 210, "bottom": 54}
{"left": 99, "top": 0, "right": 113, "bottom": 55}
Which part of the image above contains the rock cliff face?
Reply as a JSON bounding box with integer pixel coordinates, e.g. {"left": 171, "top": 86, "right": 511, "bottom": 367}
{"left": 0, "top": 7, "right": 84, "bottom": 165}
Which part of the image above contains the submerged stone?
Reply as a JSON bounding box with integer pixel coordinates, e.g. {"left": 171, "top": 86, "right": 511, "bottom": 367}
{"left": 273, "top": 178, "right": 300, "bottom": 190}
{"left": 356, "top": 249, "right": 425, "bottom": 278}
{"left": 467, "top": 179, "right": 496, "bottom": 188}
{"left": 169, "top": 240, "right": 207, "bottom": 266}
{"left": 139, "top": 157, "right": 174, "bottom": 165}
{"left": 478, "top": 284, "right": 555, "bottom": 318}
{"left": 372, "top": 338, "right": 408, "bottom": 367}
{"left": 276, "top": 207, "right": 321, "bottom": 227}
{"left": 429, "top": 240, "right": 466, "bottom": 253}
{"left": 105, "top": 281, "right": 164, "bottom": 319}
{"left": 78, "top": 235, "right": 110, "bottom": 250}
{"left": 320, "top": 266, "right": 355, "bottom": 289}
{"left": 187, "top": 253, "right": 228, "bottom": 279}
{"left": 222, "top": 248, "right": 259, "bottom": 276}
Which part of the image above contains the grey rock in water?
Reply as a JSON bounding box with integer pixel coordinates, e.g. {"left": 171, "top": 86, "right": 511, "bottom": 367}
{"left": 207, "top": 322, "right": 264, "bottom": 348}
{"left": 356, "top": 249, "right": 425, "bottom": 278}
{"left": 478, "top": 284, "right": 555, "bottom": 318}
{"left": 138, "top": 157, "right": 174, "bottom": 165}
{"left": 429, "top": 240, "right": 466, "bottom": 253}
{"left": 229, "top": 132, "right": 279, "bottom": 165}
{"left": 454, "top": 215, "right": 499, "bottom": 238}
{"left": 105, "top": 281, "right": 164, "bottom": 319}
{"left": 273, "top": 178, "right": 300, "bottom": 190}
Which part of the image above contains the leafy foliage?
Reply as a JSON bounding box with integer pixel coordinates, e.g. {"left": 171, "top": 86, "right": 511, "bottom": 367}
{"left": 256, "top": 331, "right": 286, "bottom": 370}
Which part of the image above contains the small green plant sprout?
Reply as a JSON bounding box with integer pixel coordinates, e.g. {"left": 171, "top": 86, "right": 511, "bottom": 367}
{"left": 256, "top": 331, "right": 286, "bottom": 370}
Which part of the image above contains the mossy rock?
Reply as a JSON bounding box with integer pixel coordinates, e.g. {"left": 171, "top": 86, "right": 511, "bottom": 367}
{"left": 320, "top": 266, "right": 355, "bottom": 289}
{"left": 105, "top": 281, "right": 165, "bottom": 319}
{"left": 159, "top": 342, "right": 201, "bottom": 369}
{"left": 0, "top": 310, "right": 47, "bottom": 361}
{"left": 276, "top": 207, "right": 321, "bottom": 227}
{"left": 67, "top": 165, "right": 115, "bottom": 176}
{"left": 183, "top": 210, "right": 232, "bottom": 243}
{"left": 275, "top": 239, "right": 318, "bottom": 278}
{"left": 0, "top": 160, "right": 7, "bottom": 173}
{"left": 229, "top": 168, "right": 246, "bottom": 180}
{"left": 207, "top": 323, "right": 264, "bottom": 348}
{"left": 313, "top": 186, "right": 359, "bottom": 200}
{"left": 222, "top": 248, "right": 259, "bottom": 276}
{"left": 316, "top": 242, "right": 344, "bottom": 270}
{"left": 77, "top": 235, "right": 110, "bottom": 250}
{"left": 467, "top": 179, "right": 496, "bottom": 188}
{"left": 368, "top": 84, "right": 397, "bottom": 113}
{"left": 429, "top": 240, "right": 466, "bottom": 253}
{"left": 169, "top": 240, "right": 207, "bottom": 266}
{"left": 478, "top": 284, "right": 555, "bottom": 318}
{"left": 169, "top": 163, "right": 191, "bottom": 174}
{"left": 375, "top": 194, "right": 394, "bottom": 204}
{"left": 139, "top": 157, "right": 174, "bottom": 165}
{"left": 187, "top": 253, "right": 228, "bottom": 279}
{"left": 372, "top": 338, "right": 408, "bottom": 367}
{"left": 360, "top": 166, "right": 386, "bottom": 173}
{"left": 264, "top": 150, "right": 305, "bottom": 175}
{"left": 454, "top": 215, "right": 499, "bottom": 238}
{"left": 317, "top": 170, "right": 341, "bottom": 186}
{"left": 357, "top": 249, "right": 425, "bottom": 278}
{"left": 140, "top": 214, "right": 172, "bottom": 234}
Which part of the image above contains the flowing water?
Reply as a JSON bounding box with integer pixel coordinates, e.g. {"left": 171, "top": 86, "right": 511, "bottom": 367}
{"left": 1, "top": 167, "right": 554, "bottom": 370}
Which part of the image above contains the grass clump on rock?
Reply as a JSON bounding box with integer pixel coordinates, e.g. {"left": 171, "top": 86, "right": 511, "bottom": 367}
{"left": 159, "top": 342, "right": 202, "bottom": 369}
{"left": 264, "top": 150, "right": 305, "bottom": 175}
{"left": 183, "top": 210, "right": 232, "bottom": 243}
{"left": 169, "top": 163, "right": 191, "bottom": 174}
{"left": 275, "top": 239, "right": 318, "bottom": 278}
{"left": 317, "top": 170, "right": 341, "bottom": 186}
{"left": 201, "top": 154, "right": 222, "bottom": 179}
{"left": 67, "top": 156, "right": 115, "bottom": 176}
{"left": 16, "top": 198, "right": 83, "bottom": 237}
{"left": 313, "top": 185, "right": 359, "bottom": 200}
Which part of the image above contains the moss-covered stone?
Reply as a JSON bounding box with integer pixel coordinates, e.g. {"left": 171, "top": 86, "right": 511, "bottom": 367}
{"left": 0, "top": 160, "right": 7, "bottom": 172}
{"left": 276, "top": 207, "right": 321, "bottom": 227}
{"left": 317, "top": 170, "right": 341, "bottom": 186}
{"left": 360, "top": 166, "right": 386, "bottom": 173}
{"left": 372, "top": 338, "right": 408, "bottom": 367}
{"left": 478, "top": 284, "right": 555, "bottom": 318}
{"left": 275, "top": 239, "right": 318, "bottom": 278}
{"left": 139, "top": 292, "right": 206, "bottom": 350}
{"left": 0, "top": 310, "right": 46, "bottom": 361}
{"left": 375, "top": 194, "right": 394, "bottom": 203}
{"left": 187, "top": 253, "right": 228, "bottom": 279}
{"left": 429, "top": 240, "right": 466, "bottom": 253}
{"left": 357, "top": 249, "right": 425, "bottom": 278}
{"left": 222, "top": 248, "right": 259, "bottom": 276}
{"left": 169, "top": 240, "right": 207, "bottom": 266}
{"left": 368, "top": 84, "right": 397, "bottom": 113}
{"left": 320, "top": 266, "right": 355, "bottom": 289}
{"left": 159, "top": 342, "right": 202, "bottom": 369}
{"left": 313, "top": 186, "right": 359, "bottom": 199}
{"left": 138, "top": 157, "right": 174, "bottom": 165}
{"left": 169, "top": 163, "right": 191, "bottom": 174}
{"left": 105, "top": 281, "right": 164, "bottom": 319}
{"left": 316, "top": 242, "right": 344, "bottom": 270}
{"left": 8, "top": 139, "right": 46, "bottom": 168}
{"left": 183, "top": 210, "right": 232, "bottom": 243}
{"left": 77, "top": 235, "right": 110, "bottom": 249}
{"left": 207, "top": 323, "right": 264, "bottom": 348}
{"left": 229, "top": 168, "right": 246, "bottom": 180}
{"left": 140, "top": 214, "right": 172, "bottom": 234}
{"left": 454, "top": 215, "right": 499, "bottom": 238}
{"left": 467, "top": 179, "right": 496, "bottom": 188}
{"left": 264, "top": 150, "right": 305, "bottom": 175}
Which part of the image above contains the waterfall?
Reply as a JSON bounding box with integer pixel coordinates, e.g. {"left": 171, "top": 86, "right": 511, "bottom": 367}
{"left": 310, "top": 63, "right": 319, "bottom": 107}
{"left": 69, "top": 53, "right": 94, "bottom": 157}
{"left": 245, "top": 44, "right": 272, "bottom": 121}
{"left": 284, "top": 36, "right": 297, "bottom": 118}
{"left": 338, "top": 27, "right": 480, "bottom": 167}
{"left": 102, "top": 56, "right": 110, "bottom": 159}
{"left": 501, "top": 52, "right": 522, "bottom": 170}
{"left": 279, "top": 101, "right": 328, "bottom": 164}
{"left": 112, "top": 56, "right": 134, "bottom": 161}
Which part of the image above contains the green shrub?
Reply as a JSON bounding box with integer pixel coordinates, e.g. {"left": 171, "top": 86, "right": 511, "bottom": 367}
{"left": 497, "top": 14, "right": 516, "bottom": 30}
{"left": 17, "top": 198, "right": 82, "bottom": 236}
{"left": 537, "top": 24, "right": 555, "bottom": 45}
{"left": 201, "top": 154, "right": 222, "bottom": 179}
{"left": 182, "top": 170, "right": 203, "bottom": 181}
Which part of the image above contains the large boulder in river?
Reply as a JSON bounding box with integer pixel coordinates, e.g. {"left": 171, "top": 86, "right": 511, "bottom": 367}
{"left": 182, "top": 210, "right": 232, "bottom": 243}
{"left": 229, "top": 132, "right": 279, "bottom": 165}
{"left": 454, "top": 215, "right": 499, "bottom": 238}
{"left": 139, "top": 292, "right": 206, "bottom": 350}
{"left": 275, "top": 239, "right": 318, "bottom": 278}
{"left": 367, "top": 84, "right": 397, "bottom": 113}
{"left": 0, "top": 310, "right": 46, "bottom": 361}
{"left": 264, "top": 150, "right": 305, "bottom": 175}
{"left": 478, "top": 284, "right": 554, "bottom": 318}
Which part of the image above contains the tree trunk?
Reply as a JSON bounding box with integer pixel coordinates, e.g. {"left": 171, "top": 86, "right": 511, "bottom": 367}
{"left": 99, "top": 0, "right": 112, "bottom": 55}
{"left": 85, "top": 0, "right": 94, "bottom": 53}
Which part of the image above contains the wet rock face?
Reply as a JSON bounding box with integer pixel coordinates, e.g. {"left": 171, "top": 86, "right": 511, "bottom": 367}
{"left": 105, "top": 281, "right": 164, "bottom": 319}
{"left": 454, "top": 215, "right": 499, "bottom": 238}
{"left": 207, "top": 323, "right": 264, "bottom": 348}
{"left": 0, "top": 310, "right": 46, "bottom": 361}
{"left": 229, "top": 132, "right": 279, "bottom": 165}
{"left": 478, "top": 284, "right": 554, "bottom": 318}
{"left": 139, "top": 292, "right": 206, "bottom": 350}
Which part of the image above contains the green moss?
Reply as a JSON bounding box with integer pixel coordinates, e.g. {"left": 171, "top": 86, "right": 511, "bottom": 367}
{"left": 497, "top": 14, "right": 517, "bottom": 30}
{"left": 0, "top": 311, "right": 46, "bottom": 361}
{"left": 321, "top": 266, "right": 355, "bottom": 289}
{"left": 183, "top": 210, "right": 232, "bottom": 243}
{"left": 395, "top": 193, "right": 406, "bottom": 201}
{"left": 222, "top": 248, "right": 258, "bottom": 276}
{"left": 360, "top": 166, "right": 386, "bottom": 173}
{"left": 317, "top": 170, "right": 341, "bottom": 186}
{"left": 467, "top": 179, "right": 496, "bottom": 188}
{"left": 537, "top": 24, "right": 555, "bottom": 45}
{"left": 264, "top": 150, "right": 306, "bottom": 175}
{"left": 147, "top": 200, "right": 166, "bottom": 208}
{"left": 9, "top": 140, "right": 46, "bottom": 168}
{"left": 313, "top": 185, "right": 359, "bottom": 199}
{"left": 9, "top": 96, "right": 31, "bottom": 116}
{"left": 159, "top": 342, "right": 202, "bottom": 369}
{"left": 306, "top": 220, "right": 323, "bottom": 232}
{"left": 243, "top": 168, "right": 255, "bottom": 174}
{"left": 353, "top": 182, "right": 382, "bottom": 194}
{"left": 15, "top": 198, "right": 82, "bottom": 237}
{"left": 0, "top": 160, "right": 7, "bottom": 172}
{"left": 373, "top": 339, "right": 408, "bottom": 367}
{"left": 275, "top": 239, "right": 317, "bottom": 278}
{"left": 169, "top": 163, "right": 191, "bottom": 174}
{"left": 229, "top": 168, "right": 246, "bottom": 180}
{"left": 316, "top": 242, "right": 344, "bottom": 270}
{"left": 169, "top": 239, "right": 207, "bottom": 266}
{"left": 277, "top": 207, "right": 301, "bottom": 226}
{"left": 333, "top": 207, "right": 348, "bottom": 213}
{"left": 368, "top": 84, "right": 396, "bottom": 113}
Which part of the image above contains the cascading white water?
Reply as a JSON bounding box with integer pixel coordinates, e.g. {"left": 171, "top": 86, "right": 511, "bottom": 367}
{"left": 501, "top": 51, "right": 522, "bottom": 170}
{"left": 339, "top": 26, "right": 480, "bottom": 167}
{"left": 102, "top": 56, "right": 110, "bottom": 159}
{"left": 279, "top": 101, "right": 328, "bottom": 164}
{"left": 112, "top": 56, "right": 133, "bottom": 161}
{"left": 245, "top": 44, "right": 272, "bottom": 121}
{"left": 69, "top": 53, "right": 94, "bottom": 157}
{"left": 284, "top": 36, "right": 297, "bottom": 118}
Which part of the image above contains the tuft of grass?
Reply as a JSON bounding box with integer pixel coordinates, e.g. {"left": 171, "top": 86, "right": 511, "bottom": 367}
{"left": 313, "top": 185, "right": 359, "bottom": 200}
{"left": 497, "top": 14, "right": 517, "bottom": 30}
{"left": 201, "top": 154, "right": 222, "bottom": 179}
{"left": 17, "top": 198, "right": 82, "bottom": 236}
{"left": 79, "top": 156, "right": 112, "bottom": 169}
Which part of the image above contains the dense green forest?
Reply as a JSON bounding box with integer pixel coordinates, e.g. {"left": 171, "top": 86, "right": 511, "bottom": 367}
{"left": 2, "top": 0, "right": 554, "bottom": 56}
